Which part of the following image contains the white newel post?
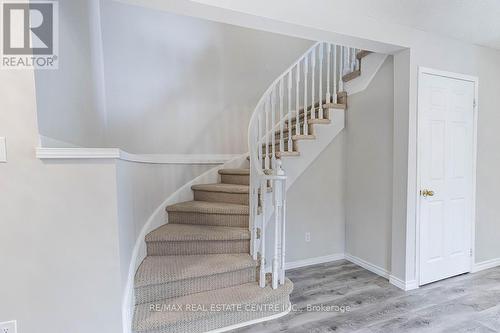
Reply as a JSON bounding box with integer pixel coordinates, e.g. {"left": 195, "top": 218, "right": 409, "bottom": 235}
{"left": 272, "top": 160, "right": 286, "bottom": 289}
{"left": 259, "top": 179, "right": 267, "bottom": 288}
{"left": 278, "top": 165, "right": 287, "bottom": 286}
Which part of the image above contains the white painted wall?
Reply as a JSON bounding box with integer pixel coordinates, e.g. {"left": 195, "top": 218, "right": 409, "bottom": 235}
{"left": 34, "top": 0, "right": 106, "bottom": 147}
{"left": 345, "top": 56, "right": 394, "bottom": 271}
{"left": 99, "top": 0, "right": 313, "bottom": 154}
{"left": 0, "top": 70, "right": 122, "bottom": 332}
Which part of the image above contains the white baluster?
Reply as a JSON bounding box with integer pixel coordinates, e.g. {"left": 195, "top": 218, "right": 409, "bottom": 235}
{"left": 333, "top": 45, "right": 338, "bottom": 104}
{"left": 271, "top": 88, "right": 277, "bottom": 168}
{"left": 259, "top": 180, "right": 266, "bottom": 288}
{"left": 355, "top": 48, "right": 360, "bottom": 71}
{"left": 352, "top": 47, "right": 357, "bottom": 71}
{"left": 350, "top": 47, "right": 354, "bottom": 73}
{"left": 339, "top": 47, "right": 344, "bottom": 92}
{"left": 310, "top": 47, "right": 316, "bottom": 120}
{"left": 318, "top": 43, "right": 324, "bottom": 119}
{"left": 346, "top": 47, "right": 350, "bottom": 75}
{"left": 326, "top": 44, "right": 331, "bottom": 104}
{"left": 279, "top": 79, "right": 284, "bottom": 153}
{"left": 264, "top": 97, "right": 270, "bottom": 170}
{"left": 258, "top": 113, "right": 263, "bottom": 169}
{"left": 303, "top": 55, "right": 309, "bottom": 136}
{"left": 287, "top": 73, "right": 292, "bottom": 152}
{"left": 348, "top": 47, "right": 352, "bottom": 72}
{"left": 251, "top": 189, "right": 257, "bottom": 259}
{"left": 295, "top": 63, "right": 300, "bottom": 136}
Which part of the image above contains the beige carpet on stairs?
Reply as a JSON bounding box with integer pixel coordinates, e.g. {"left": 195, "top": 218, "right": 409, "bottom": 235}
{"left": 132, "top": 168, "right": 293, "bottom": 333}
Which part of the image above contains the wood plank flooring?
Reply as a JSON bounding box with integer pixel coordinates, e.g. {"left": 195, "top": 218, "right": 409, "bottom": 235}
{"left": 234, "top": 260, "right": 500, "bottom": 333}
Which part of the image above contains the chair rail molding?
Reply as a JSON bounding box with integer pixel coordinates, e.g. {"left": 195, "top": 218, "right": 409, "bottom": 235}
{"left": 36, "top": 147, "right": 241, "bottom": 165}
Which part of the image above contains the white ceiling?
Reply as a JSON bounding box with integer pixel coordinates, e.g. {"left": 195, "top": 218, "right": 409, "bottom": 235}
{"left": 342, "top": 0, "right": 500, "bottom": 50}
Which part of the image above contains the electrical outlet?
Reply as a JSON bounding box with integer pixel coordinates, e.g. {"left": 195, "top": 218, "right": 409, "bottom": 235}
{"left": 0, "top": 137, "right": 6, "bottom": 162}
{"left": 0, "top": 321, "right": 16, "bottom": 333}
{"left": 305, "top": 232, "right": 311, "bottom": 242}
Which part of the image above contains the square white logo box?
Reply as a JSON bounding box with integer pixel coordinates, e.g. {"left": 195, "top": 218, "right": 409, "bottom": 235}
{"left": 1, "top": 0, "right": 59, "bottom": 69}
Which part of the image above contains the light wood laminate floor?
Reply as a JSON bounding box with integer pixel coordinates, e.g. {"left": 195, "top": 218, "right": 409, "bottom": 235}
{"left": 234, "top": 260, "right": 500, "bottom": 333}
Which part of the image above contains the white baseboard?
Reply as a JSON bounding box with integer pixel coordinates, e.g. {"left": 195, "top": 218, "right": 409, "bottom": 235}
{"left": 344, "top": 253, "right": 390, "bottom": 279}
{"left": 389, "top": 275, "right": 418, "bottom": 291}
{"left": 472, "top": 257, "right": 500, "bottom": 273}
{"left": 285, "top": 253, "right": 345, "bottom": 270}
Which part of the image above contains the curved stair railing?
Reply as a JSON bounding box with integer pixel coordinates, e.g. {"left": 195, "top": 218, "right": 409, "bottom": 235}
{"left": 248, "top": 42, "right": 359, "bottom": 289}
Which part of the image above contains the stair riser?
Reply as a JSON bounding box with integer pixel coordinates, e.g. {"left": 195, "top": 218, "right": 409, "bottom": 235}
{"left": 168, "top": 211, "right": 248, "bottom": 227}
{"left": 135, "top": 268, "right": 257, "bottom": 304}
{"left": 147, "top": 240, "right": 250, "bottom": 256}
{"left": 194, "top": 190, "right": 249, "bottom": 205}
{"left": 135, "top": 294, "right": 291, "bottom": 333}
{"left": 220, "top": 174, "right": 249, "bottom": 185}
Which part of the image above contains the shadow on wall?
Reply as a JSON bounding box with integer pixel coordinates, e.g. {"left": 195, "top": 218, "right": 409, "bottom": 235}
{"left": 34, "top": 0, "right": 314, "bottom": 154}
{"left": 100, "top": 0, "right": 314, "bottom": 154}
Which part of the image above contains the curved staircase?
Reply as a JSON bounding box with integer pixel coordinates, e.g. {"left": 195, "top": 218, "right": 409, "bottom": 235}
{"left": 131, "top": 44, "right": 374, "bottom": 333}
{"left": 132, "top": 169, "right": 293, "bottom": 333}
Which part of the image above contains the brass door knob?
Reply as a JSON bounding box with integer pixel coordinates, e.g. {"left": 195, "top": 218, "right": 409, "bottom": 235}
{"left": 421, "top": 189, "right": 435, "bottom": 197}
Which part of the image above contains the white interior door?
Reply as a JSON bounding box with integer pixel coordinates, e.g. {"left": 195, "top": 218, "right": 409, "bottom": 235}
{"left": 418, "top": 71, "right": 475, "bottom": 286}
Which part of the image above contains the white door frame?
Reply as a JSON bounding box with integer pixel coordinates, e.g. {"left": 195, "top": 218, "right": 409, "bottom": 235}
{"left": 415, "top": 67, "right": 479, "bottom": 287}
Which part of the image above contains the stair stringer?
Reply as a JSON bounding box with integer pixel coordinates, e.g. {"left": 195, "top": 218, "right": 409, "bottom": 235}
{"left": 282, "top": 108, "right": 345, "bottom": 190}
{"left": 260, "top": 107, "right": 345, "bottom": 224}
{"left": 344, "top": 52, "right": 388, "bottom": 95}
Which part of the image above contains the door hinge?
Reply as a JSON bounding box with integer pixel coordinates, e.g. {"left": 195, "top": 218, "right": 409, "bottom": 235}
{"left": 469, "top": 248, "right": 473, "bottom": 257}
{"left": 473, "top": 99, "right": 477, "bottom": 108}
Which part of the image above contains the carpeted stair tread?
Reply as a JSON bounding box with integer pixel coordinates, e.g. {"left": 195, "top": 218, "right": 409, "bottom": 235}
{"left": 146, "top": 224, "right": 250, "bottom": 243}
{"left": 191, "top": 183, "right": 249, "bottom": 194}
{"left": 218, "top": 169, "right": 249, "bottom": 175}
{"left": 135, "top": 254, "right": 256, "bottom": 288}
{"left": 133, "top": 278, "right": 293, "bottom": 333}
{"left": 166, "top": 200, "right": 248, "bottom": 216}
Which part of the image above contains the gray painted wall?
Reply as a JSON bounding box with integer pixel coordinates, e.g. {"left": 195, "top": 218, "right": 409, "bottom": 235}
{"left": 35, "top": 0, "right": 106, "bottom": 147}
{"left": 34, "top": 0, "right": 314, "bottom": 154}
{"left": 99, "top": 0, "right": 313, "bottom": 154}
{"left": 345, "top": 56, "right": 394, "bottom": 271}
{"left": 285, "top": 133, "right": 346, "bottom": 263}
{"left": 474, "top": 50, "right": 500, "bottom": 263}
